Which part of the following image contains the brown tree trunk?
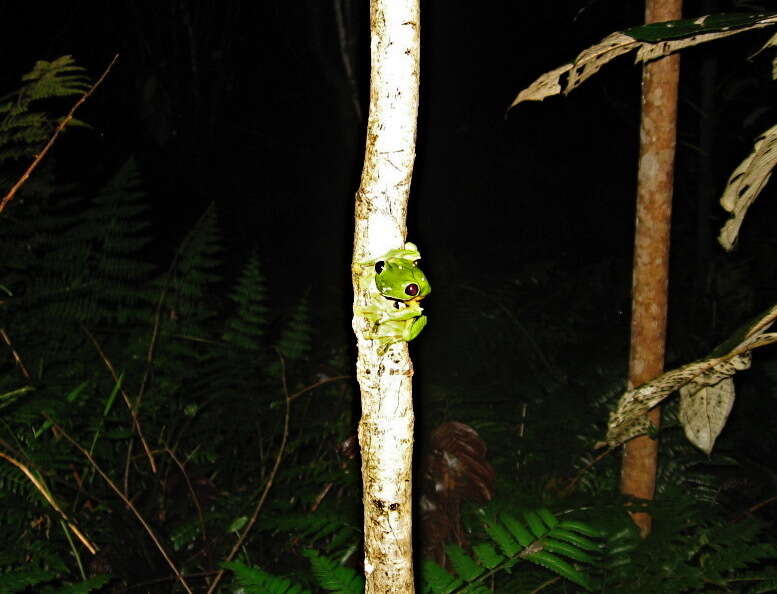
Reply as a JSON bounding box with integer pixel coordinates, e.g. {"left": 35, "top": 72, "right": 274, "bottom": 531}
{"left": 620, "top": 0, "right": 682, "bottom": 538}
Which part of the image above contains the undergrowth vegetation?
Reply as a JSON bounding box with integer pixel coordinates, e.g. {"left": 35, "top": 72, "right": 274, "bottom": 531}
{"left": 2, "top": 57, "right": 777, "bottom": 593}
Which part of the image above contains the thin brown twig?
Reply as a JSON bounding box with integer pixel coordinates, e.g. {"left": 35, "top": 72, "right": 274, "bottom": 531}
{"left": 528, "top": 576, "right": 561, "bottom": 594}
{"left": 206, "top": 351, "right": 293, "bottom": 594}
{"left": 0, "top": 449, "right": 97, "bottom": 554}
{"left": 748, "top": 494, "right": 777, "bottom": 515}
{"left": 51, "top": 418, "right": 193, "bottom": 594}
{"left": 163, "top": 445, "right": 211, "bottom": 564}
{"left": 0, "top": 54, "right": 119, "bottom": 215}
{"left": 136, "top": 205, "right": 211, "bottom": 417}
{"left": 287, "top": 374, "right": 351, "bottom": 402}
{"left": 0, "top": 328, "right": 31, "bottom": 380}
{"left": 123, "top": 439, "right": 133, "bottom": 496}
{"left": 81, "top": 325, "right": 157, "bottom": 474}
{"left": 563, "top": 447, "right": 615, "bottom": 496}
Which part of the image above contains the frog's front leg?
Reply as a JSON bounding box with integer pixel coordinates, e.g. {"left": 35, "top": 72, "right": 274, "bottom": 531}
{"left": 401, "top": 313, "right": 427, "bottom": 341}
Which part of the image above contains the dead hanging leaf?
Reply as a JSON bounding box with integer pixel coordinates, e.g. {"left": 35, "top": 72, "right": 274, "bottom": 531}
{"left": 718, "top": 123, "right": 777, "bottom": 251}
{"left": 510, "top": 12, "right": 777, "bottom": 109}
{"left": 603, "top": 303, "right": 777, "bottom": 449}
{"left": 678, "top": 375, "right": 739, "bottom": 455}
{"left": 678, "top": 352, "right": 751, "bottom": 454}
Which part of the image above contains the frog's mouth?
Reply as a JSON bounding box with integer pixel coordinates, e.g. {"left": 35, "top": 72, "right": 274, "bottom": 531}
{"left": 384, "top": 296, "right": 423, "bottom": 308}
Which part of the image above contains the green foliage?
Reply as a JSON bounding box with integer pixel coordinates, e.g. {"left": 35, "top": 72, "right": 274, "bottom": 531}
{"left": 0, "top": 58, "right": 341, "bottom": 589}
{"left": 599, "top": 498, "right": 777, "bottom": 593}
{"left": 0, "top": 569, "right": 109, "bottom": 594}
{"left": 304, "top": 549, "right": 364, "bottom": 593}
{"left": 275, "top": 296, "right": 312, "bottom": 361}
{"left": 422, "top": 509, "right": 604, "bottom": 593}
{"left": 223, "top": 252, "right": 270, "bottom": 350}
{"left": 0, "top": 55, "right": 88, "bottom": 166}
{"left": 222, "top": 560, "right": 311, "bottom": 593}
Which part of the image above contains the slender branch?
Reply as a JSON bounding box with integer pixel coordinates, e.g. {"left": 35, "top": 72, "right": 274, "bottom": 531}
{"left": 163, "top": 445, "right": 211, "bottom": 564}
{"left": 206, "top": 352, "right": 293, "bottom": 594}
{"left": 0, "top": 54, "right": 119, "bottom": 215}
{"left": 748, "top": 494, "right": 777, "bottom": 515}
{"left": 81, "top": 325, "right": 157, "bottom": 474}
{"left": 287, "top": 374, "right": 351, "bottom": 403}
{"left": 52, "top": 419, "right": 193, "bottom": 594}
{"left": 123, "top": 439, "right": 134, "bottom": 496}
{"left": 529, "top": 576, "right": 561, "bottom": 594}
{"left": 136, "top": 204, "right": 212, "bottom": 414}
{"left": 0, "top": 328, "right": 31, "bottom": 380}
{"left": 0, "top": 449, "right": 97, "bottom": 554}
{"left": 563, "top": 447, "right": 615, "bottom": 495}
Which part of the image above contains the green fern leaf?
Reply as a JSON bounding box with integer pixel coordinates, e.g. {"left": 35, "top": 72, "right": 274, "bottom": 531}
{"left": 485, "top": 517, "right": 521, "bottom": 557}
{"left": 445, "top": 544, "right": 485, "bottom": 581}
{"left": 303, "top": 549, "right": 363, "bottom": 593}
{"left": 221, "top": 560, "right": 309, "bottom": 594}
{"left": 223, "top": 252, "right": 269, "bottom": 349}
{"left": 526, "top": 551, "right": 594, "bottom": 591}
{"left": 556, "top": 519, "right": 605, "bottom": 538}
{"left": 498, "top": 512, "right": 534, "bottom": 547}
{"left": 0, "top": 569, "right": 57, "bottom": 593}
{"left": 541, "top": 538, "right": 600, "bottom": 565}
{"left": 0, "top": 56, "right": 88, "bottom": 168}
{"left": 472, "top": 542, "right": 503, "bottom": 569}
{"left": 536, "top": 507, "right": 559, "bottom": 529}
{"left": 43, "top": 575, "right": 111, "bottom": 593}
{"left": 421, "top": 559, "right": 463, "bottom": 594}
{"left": 523, "top": 510, "right": 549, "bottom": 538}
{"left": 275, "top": 297, "right": 311, "bottom": 361}
{"left": 547, "top": 527, "right": 602, "bottom": 551}
{"left": 21, "top": 56, "right": 89, "bottom": 98}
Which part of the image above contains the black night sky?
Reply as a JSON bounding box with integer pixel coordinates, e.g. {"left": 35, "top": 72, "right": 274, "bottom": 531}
{"left": 2, "top": 1, "right": 777, "bottom": 589}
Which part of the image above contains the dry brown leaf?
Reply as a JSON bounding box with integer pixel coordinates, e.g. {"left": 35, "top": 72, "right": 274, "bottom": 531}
{"left": 718, "top": 123, "right": 777, "bottom": 251}
{"left": 679, "top": 376, "right": 738, "bottom": 455}
{"left": 510, "top": 14, "right": 777, "bottom": 109}
{"left": 603, "top": 303, "right": 777, "bottom": 448}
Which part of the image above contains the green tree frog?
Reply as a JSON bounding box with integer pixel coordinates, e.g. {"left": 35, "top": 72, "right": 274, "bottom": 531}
{"left": 356, "top": 242, "right": 431, "bottom": 345}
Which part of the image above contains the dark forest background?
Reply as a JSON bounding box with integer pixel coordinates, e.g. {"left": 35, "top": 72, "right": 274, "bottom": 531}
{"left": 1, "top": 1, "right": 777, "bottom": 592}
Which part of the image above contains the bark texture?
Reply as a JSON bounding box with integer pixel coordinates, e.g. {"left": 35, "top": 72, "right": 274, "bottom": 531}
{"left": 620, "top": 0, "right": 681, "bottom": 538}
{"left": 351, "top": 1, "right": 420, "bottom": 591}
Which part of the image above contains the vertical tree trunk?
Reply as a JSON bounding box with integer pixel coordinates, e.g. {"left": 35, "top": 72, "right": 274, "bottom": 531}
{"left": 620, "top": 0, "right": 682, "bottom": 538}
{"left": 351, "top": 0, "right": 420, "bottom": 591}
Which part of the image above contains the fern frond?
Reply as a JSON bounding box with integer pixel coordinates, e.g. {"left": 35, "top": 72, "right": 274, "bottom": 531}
{"left": 223, "top": 252, "right": 270, "bottom": 350}
{"left": 0, "top": 569, "right": 57, "bottom": 593}
{"left": 221, "top": 560, "right": 310, "bottom": 594}
{"left": 422, "top": 559, "right": 463, "bottom": 593}
{"left": 0, "top": 56, "right": 88, "bottom": 167}
{"left": 275, "top": 296, "right": 311, "bottom": 361}
{"left": 20, "top": 56, "right": 89, "bottom": 99}
{"left": 445, "top": 544, "right": 485, "bottom": 581}
{"left": 424, "top": 509, "right": 603, "bottom": 593}
{"left": 304, "top": 549, "right": 363, "bottom": 593}
{"left": 43, "top": 575, "right": 111, "bottom": 594}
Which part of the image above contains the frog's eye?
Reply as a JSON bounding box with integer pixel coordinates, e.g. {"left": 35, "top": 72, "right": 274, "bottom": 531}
{"left": 413, "top": 259, "right": 421, "bottom": 266}
{"left": 405, "top": 283, "right": 419, "bottom": 297}
{"left": 375, "top": 261, "right": 385, "bottom": 274}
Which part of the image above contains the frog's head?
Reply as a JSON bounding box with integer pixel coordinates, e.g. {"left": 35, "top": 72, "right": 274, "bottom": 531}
{"left": 374, "top": 256, "right": 431, "bottom": 302}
